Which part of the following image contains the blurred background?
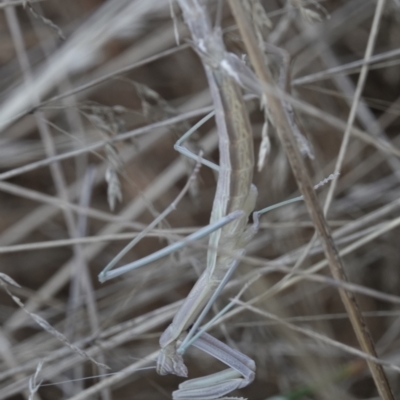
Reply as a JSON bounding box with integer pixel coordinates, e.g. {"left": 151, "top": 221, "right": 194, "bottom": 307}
{"left": 0, "top": 0, "right": 400, "bottom": 399}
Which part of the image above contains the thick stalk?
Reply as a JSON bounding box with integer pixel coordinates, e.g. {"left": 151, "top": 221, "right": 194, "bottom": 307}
{"left": 228, "top": 1, "right": 394, "bottom": 399}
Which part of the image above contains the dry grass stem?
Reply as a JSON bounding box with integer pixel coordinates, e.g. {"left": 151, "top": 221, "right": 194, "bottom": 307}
{"left": 229, "top": 0, "right": 394, "bottom": 398}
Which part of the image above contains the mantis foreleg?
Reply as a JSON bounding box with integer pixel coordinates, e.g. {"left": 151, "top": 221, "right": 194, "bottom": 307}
{"left": 173, "top": 332, "right": 255, "bottom": 400}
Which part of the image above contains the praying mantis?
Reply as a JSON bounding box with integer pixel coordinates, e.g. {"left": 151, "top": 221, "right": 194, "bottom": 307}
{"left": 98, "top": 1, "right": 310, "bottom": 399}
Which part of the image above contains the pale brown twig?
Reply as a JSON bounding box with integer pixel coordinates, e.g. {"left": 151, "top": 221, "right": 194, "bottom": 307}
{"left": 228, "top": 1, "right": 394, "bottom": 398}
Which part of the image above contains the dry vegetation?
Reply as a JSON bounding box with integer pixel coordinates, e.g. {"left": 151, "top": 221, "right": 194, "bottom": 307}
{"left": 0, "top": 0, "right": 400, "bottom": 399}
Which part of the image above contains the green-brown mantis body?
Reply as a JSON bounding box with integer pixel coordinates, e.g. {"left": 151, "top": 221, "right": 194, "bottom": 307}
{"left": 98, "top": 1, "right": 309, "bottom": 398}
{"left": 157, "top": 2, "right": 259, "bottom": 397}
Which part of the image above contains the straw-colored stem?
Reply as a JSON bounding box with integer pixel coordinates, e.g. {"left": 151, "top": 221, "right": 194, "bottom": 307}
{"left": 228, "top": 1, "right": 394, "bottom": 399}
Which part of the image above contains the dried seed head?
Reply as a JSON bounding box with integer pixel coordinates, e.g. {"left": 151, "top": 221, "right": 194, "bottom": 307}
{"left": 289, "top": 0, "right": 330, "bottom": 23}
{"left": 105, "top": 167, "right": 123, "bottom": 211}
